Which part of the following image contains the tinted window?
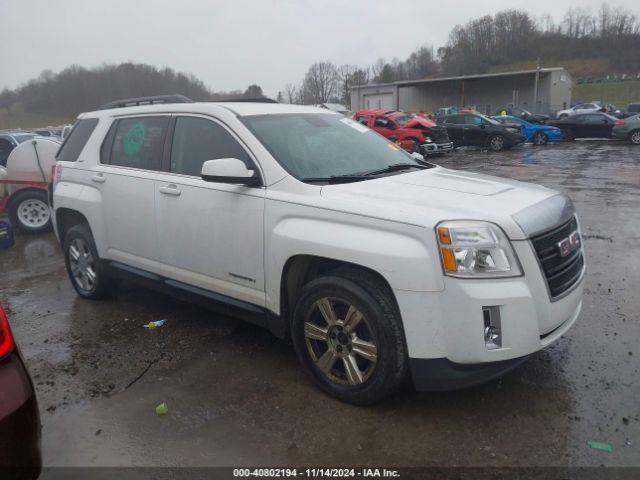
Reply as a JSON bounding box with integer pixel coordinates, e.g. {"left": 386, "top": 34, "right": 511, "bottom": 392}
{"left": 445, "top": 115, "right": 464, "bottom": 124}
{"left": 464, "top": 115, "right": 483, "bottom": 126}
{"left": 56, "top": 118, "right": 99, "bottom": 162}
{"left": 628, "top": 104, "right": 640, "bottom": 113}
{"left": 583, "top": 114, "right": 608, "bottom": 124}
{"left": 170, "top": 116, "right": 250, "bottom": 176}
{"left": 356, "top": 115, "right": 369, "bottom": 126}
{"left": 108, "top": 117, "right": 168, "bottom": 170}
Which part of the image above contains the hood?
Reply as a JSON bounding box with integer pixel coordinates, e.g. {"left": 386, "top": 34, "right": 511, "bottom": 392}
{"left": 404, "top": 117, "right": 436, "bottom": 129}
{"left": 320, "top": 167, "right": 560, "bottom": 240}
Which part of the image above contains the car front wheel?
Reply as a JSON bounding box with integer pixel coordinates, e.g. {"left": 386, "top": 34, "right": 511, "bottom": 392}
{"left": 630, "top": 130, "right": 640, "bottom": 145}
{"left": 292, "top": 270, "right": 407, "bottom": 405}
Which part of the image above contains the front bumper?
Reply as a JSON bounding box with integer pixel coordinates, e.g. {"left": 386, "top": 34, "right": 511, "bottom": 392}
{"left": 419, "top": 142, "right": 454, "bottom": 155}
{"left": 394, "top": 238, "right": 583, "bottom": 391}
{"left": 410, "top": 355, "right": 531, "bottom": 391}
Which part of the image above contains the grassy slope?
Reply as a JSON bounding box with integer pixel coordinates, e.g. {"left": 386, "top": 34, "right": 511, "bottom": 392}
{"left": 573, "top": 79, "right": 640, "bottom": 106}
{"left": 489, "top": 58, "right": 640, "bottom": 106}
{"left": 0, "top": 104, "right": 75, "bottom": 130}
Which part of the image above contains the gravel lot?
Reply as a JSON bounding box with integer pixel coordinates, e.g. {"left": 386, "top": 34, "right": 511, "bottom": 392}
{"left": 1, "top": 140, "right": 639, "bottom": 470}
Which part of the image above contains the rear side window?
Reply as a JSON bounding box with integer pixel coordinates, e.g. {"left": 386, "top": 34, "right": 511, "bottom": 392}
{"left": 107, "top": 116, "right": 169, "bottom": 170}
{"left": 56, "top": 118, "right": 99, "bottom": 162}
{"left": 356, "top": 115, "right": 369, "bottom": 126}
{"left": 170, "top": 116, "right": 250, "bottom": 176}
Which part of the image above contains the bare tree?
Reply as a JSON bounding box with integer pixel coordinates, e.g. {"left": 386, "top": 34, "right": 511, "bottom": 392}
{"left": 284, "top": 83, "right": 298, "bottom": 104}
{"left": 303, "top": 61, "right": 338, "bottom": 104}
{"left": 337, "top": 64, "right": 357, "bottom": 106}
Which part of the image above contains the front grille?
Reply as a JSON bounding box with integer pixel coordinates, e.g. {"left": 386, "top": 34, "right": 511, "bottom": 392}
{"left": 429, "top": 126, "right": 450, "bottom": 144}
{"left": 530, "top": 216, "right": 584, "bottom": 299}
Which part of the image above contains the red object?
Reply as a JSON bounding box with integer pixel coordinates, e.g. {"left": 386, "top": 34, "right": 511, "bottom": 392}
{"left": 0, "top": 305, "right": 14, "bottom": 359}
{"left": 353, "top": 110, "right": 439, "bottom": 152}
{"left": 0, "top": 180, "right": 48, "bottom": 216}
{"left": 615, "top": 120, "right": 625, "bottom": 126}
{"left": 0, "top": 304, "right": 42, "bottom": 476}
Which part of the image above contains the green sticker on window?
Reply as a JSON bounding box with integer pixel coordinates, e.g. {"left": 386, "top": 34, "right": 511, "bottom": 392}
{"left": 123, "top": 122, "right": 146, "bottom": 156}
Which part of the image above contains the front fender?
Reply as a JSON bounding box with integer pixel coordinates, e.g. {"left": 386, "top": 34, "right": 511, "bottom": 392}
{"left": 265, "top": 210, "right": 444, "bottom": 314}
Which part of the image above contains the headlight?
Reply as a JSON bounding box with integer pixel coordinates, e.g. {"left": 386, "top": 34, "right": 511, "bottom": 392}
{"left": 424, "top": 137, "right": 432, "bottom": 143}
{"left": 436, "top": 221, "right": 522, "bottom": 278}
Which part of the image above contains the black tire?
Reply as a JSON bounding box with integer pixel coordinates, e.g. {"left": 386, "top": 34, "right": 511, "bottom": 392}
{"left": 532, "top": 131, "right": 548, "bottom": 146}
{"left": 488, "top": 135, "right": 506, "bottom": 152}
{"left": 629, "top": 130, "right": 640, "bottom": 145}
{"left": 291, "top": 269, "right": 408, "bottom": 405}
{"left": 8, "top": 189, "right": 52, "bottom": 234}
{"left": 63, "top": 224, "right": 112, "bottom": 299}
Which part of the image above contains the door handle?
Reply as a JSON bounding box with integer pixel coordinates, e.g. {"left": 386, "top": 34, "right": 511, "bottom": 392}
{"left": 159, "top": 185, "right": 181, "bottom": 196}
{"left": 91, "top": 174, "right": 106, "bottom": 183}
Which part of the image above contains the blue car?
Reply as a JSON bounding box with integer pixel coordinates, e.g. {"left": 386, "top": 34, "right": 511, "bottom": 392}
{"left": 491, "top": 115, "right": 563, "bottom": 145}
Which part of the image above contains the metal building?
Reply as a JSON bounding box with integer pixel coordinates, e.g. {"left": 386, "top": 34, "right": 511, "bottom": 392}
{"left": 350, "top": 68, "right": 573, "bottom": 116}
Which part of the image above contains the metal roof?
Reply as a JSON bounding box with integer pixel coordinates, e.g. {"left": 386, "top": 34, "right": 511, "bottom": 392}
{"left": 351, "top": 68, "right": 570, "bottom": 90}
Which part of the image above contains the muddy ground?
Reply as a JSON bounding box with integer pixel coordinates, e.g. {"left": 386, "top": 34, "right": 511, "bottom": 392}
{"left": 1, "top": 140, "right": 638, "bottom": 470}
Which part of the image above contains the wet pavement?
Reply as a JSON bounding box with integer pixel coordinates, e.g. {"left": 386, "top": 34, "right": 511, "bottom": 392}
{"left": 0, "top": 140, "right": 639, "bottom": 468}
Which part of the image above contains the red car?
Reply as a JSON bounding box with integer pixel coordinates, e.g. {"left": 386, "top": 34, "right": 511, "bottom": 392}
{"left": 0, "top": 304, "right": 41, "bottom": 479}
{"left": 353, "top": 110, "right": 453, "bottom": 155}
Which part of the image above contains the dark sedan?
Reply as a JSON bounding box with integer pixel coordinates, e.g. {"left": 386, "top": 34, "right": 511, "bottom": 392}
{"left": 547, "top": 112, "right": 623, "bottom": 140}
{"left": 441, "top": 112, "right": 525, "bottom": 151}
{"left": 612, "top": 115, "right": 640, "bottom": 144}
{"left": 495, "top": 106, "right": 549, "bottom": 124}
{"left": 0, "top": 305, "right": 41, "bottom": 479}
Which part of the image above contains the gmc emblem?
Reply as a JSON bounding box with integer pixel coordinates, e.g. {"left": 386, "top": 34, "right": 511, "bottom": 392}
{"left": 558, "top": 231, "right": 581, "bottom": 257}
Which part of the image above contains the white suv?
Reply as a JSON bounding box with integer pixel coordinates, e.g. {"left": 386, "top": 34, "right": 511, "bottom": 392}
{"left": 52, "top": 96, "right": 584, "bottom": 404}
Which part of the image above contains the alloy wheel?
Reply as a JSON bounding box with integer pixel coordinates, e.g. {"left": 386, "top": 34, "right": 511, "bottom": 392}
{"left": 490, "top": 136, "right": 504, "bottom": 151}
{"left": 68, "top": 238, "right": 97, "bottom": 292}
{"left": 304, "top": 297, "right": 378, "bottom": 386}
{"left": 17, "top": 198, "right": 50, "bottom": 229}
{"left": 631, "top": 131, "right": 640, "bottom": 145}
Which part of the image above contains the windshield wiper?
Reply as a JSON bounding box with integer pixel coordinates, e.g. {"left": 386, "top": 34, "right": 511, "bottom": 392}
{"left": 302, "top": 174, "right": 371, "bottom": 184}
{"left": 358, "top": 163, "right": 429, "bottom": 177}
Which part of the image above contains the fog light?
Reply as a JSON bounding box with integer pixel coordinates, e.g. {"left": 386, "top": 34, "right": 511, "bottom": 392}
{"left": 483, "top": 306, "right": 502, "bottom": 350}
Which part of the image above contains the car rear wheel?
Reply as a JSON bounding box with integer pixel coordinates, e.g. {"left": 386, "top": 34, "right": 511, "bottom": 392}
{"left": 630, "top": 130, "right": 640, "bottom": 145}
{"left": 488, "top": 135, "right": 506, "bottom": 151}
{"left": 291, "top": 270, "right": 407, "bottom": 405}
{"left": 533, "top": 132, "right": 548, "bottom": 146}
{"left": 63, "top": 224, "right": 112, "bottom": 299}
{"left": 8, "top": 189, "right": 51, "bottom": 234}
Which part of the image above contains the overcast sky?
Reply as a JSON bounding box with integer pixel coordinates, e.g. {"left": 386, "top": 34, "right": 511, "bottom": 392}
{"left": 1, "top": 0, "right": 638, "bottom": 96}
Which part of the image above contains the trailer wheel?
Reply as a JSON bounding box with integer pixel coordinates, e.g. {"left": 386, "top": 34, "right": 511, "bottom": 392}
{"left": 8, "top": 189, "right": 51, "bottom": 234}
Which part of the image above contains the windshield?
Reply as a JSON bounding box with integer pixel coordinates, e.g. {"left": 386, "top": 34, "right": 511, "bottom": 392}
{"left": 241, "top": 113, "right": 425, "bottom": 182}
{"left": 392, "top": 114, "right": 413, "bottom": 126}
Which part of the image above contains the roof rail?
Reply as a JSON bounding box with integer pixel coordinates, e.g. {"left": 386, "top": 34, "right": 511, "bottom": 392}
{"left": 214, "top": 97, "right": 278, "bottom": 103}
{"left": 98, "top": 94, "right": 193, "bottom": 110}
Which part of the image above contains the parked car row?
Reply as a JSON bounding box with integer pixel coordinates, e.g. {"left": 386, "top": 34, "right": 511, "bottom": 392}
{"left": 353, "top": 107, "right": 640, "bottom": 152}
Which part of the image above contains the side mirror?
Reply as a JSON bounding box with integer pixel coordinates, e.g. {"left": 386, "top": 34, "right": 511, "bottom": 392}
{"left": 201, "top": 158, "right": 261, "bottom": 186}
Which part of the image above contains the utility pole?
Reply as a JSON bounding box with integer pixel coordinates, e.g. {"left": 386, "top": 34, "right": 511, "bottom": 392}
{"left": 533, "top": 58, "right": 541, "bottom": 113}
